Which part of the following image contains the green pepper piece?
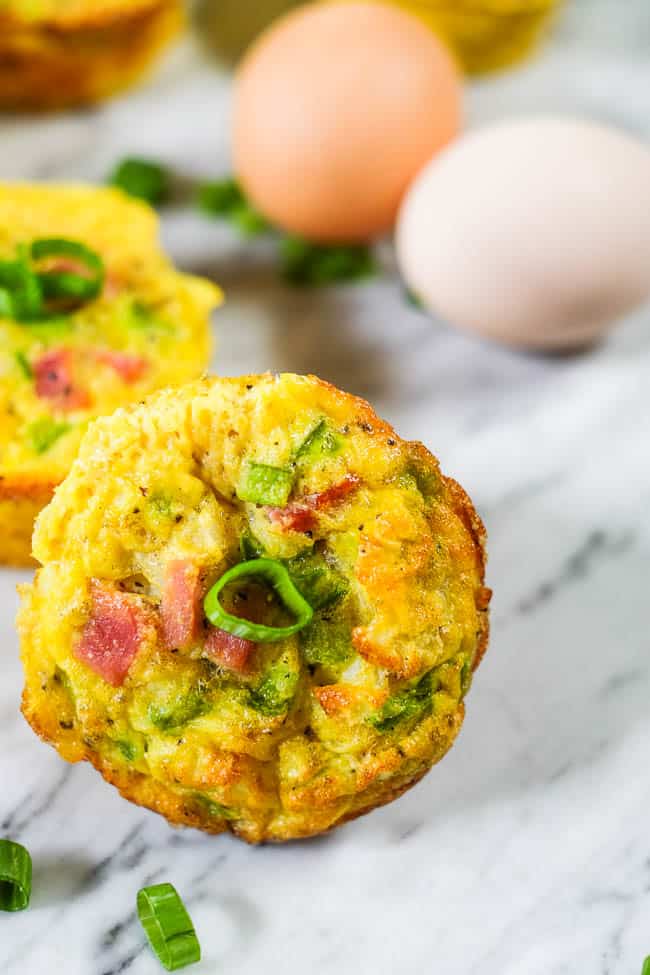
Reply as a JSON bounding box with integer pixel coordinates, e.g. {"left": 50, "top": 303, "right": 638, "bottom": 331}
{"left": 116, "top": 740, "right": 137, "bottom": 761}
{"left": 193, "top": 795, "right": 237, "bottom": 821}
{"left": 26, "top": 418, "right": 71, "bottom": 455}
{"left": 300, "top": 618, "right": 353, "bottom": 668}
{"left": 239, "top": 532, "right": 265, "bottom": 561}
{"left": 285, "top": 549, "right": 348, "bottom": 612}
{"left": 126, "top": 300, "right": 174, "bottom": 334}
{"left": 237, "top": 461, "right": 294, "bottom": 507}
{"left": 149, "top": 688, "right": 211, "bottom": 733}
{"left": 247, "top": 657, "right": 299, "bottom": 717}
{"left": 295, "top": 419, "right": 342, "bottom": 461}
{"left": 22, "top": 317, "right": 74, "bottom": 340}
{"left": 369, "top": 671, "right": 436, "bottom": 733}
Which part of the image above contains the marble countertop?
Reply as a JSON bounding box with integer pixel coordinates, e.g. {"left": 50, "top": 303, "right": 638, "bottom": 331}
{"left": 2, "top": 1, "right": 650, "bottom": 972}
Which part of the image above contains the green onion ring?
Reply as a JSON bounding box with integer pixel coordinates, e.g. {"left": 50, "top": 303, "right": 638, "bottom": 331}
{"left": 0, "top": 839, "right": 32, "bottom": 912}
{"left": 643, "top": 958, "right": 650, "bottom": 975}
{"left": 31, "top": 238, "right": 105, "bottom": 304}
{"left": 137, "top": 883, "right": 201, "bottom": 972}
{"left": 204, "top": 558, "right": 314, "bottom": 642}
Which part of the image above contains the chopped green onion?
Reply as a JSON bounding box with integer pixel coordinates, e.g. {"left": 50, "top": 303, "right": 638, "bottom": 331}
{"left": 237, "top": 461, "right": 294, "bottom": 507}
{"left": 369, "top": 671, "right": 435, "bottom": 733}
{"left": 204, "top": 559, "right": 314, "bottom": 643}
{"left": 31, "top": 238, "right": 104, "bottom": 305}
{"left": 295, "top": 419, "right": 342, "bottom": 461}
{"left": 0, "top": 839, "right": 32, "bottom": 912}
{"left": 137, "top": 883, "right": 201, "bottom": 972}
{"left": 26, "top": 417, "right": 71, "bottom": 455}
{"left": 197, "top": 178, "right": 270, "bottom": 236}
{"left": 642, "top": 957, "right": 650, "bottom": 975}
{"left": 197, "top": 177, "right": 244, "bottom": 214}
{"left": 110, "top": 157, "right": 170, "bottom": 205}
{"left": 0, "top": 257, "right": 43, "bottom": 321}
{"left": 280, "top": 236, "right": 376, "bottom": 286}
{"left": 14, "top": 350, "right": 33, "bottom": 379}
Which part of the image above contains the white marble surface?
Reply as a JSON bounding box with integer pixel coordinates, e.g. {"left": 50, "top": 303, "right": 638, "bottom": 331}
{"left": 2, "top": 1, "right": 650, "bottom": 972}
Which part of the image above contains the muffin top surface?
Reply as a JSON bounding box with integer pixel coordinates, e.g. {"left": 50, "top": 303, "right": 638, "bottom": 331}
{"left": 0, "top": 0, "right": 163, "bottom": 28}
{"left": 21, "top": 374, "right": 489, "bottom": 841}
{"left": 0, "top": 183, "right": 219, "bottom": 486}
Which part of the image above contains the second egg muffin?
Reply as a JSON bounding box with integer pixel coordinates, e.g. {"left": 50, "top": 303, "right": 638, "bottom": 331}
{"left": 0, "top": 183, "right": 220, "bottom": 566}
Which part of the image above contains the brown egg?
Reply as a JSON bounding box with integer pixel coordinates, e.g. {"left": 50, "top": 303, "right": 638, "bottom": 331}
{"left": 232, "top": 1, "right": 462, "bottom": 243}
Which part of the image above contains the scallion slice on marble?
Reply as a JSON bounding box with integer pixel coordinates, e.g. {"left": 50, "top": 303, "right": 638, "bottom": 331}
{"left": 197, "top": 177, "right": 270, "bottom": 235}
{"left": 110, "top": 158, "right": 170, "bottom": 205}
{"left": 137, "top": 882, "right": 201, "bottom": 971}
{"left": 0, "top": 839, "right": 32, "bottom": 912}
{"left": 280, "top": 235, "right": 376, "bottom": 286}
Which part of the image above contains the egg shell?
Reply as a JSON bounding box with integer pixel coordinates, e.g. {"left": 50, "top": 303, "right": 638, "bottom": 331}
{"left": 396, "top": 118, "right": 650, "bottom": 350}
{"left": 233, "top": 1, "right": 461, "bottom": 243}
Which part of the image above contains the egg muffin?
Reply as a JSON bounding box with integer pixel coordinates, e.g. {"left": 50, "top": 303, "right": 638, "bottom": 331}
{"left": 0, "top": 183, "right": 220, "bottom": 566}
{"left": 0, "top": 0, "right": 183, "bottom": 111}
{"left": 19, "top": 374, "right": 490, "bottom": 842}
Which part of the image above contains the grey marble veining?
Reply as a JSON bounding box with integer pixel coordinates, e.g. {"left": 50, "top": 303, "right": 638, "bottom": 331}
{"left": 2, "top": 2, "right": 650, "bottom": 972}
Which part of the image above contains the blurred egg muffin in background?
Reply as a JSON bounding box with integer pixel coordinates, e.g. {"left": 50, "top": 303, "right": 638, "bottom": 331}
{"left": 19, "top": 373, "right": 490, "bottom": 842}
{"left": 0, "top": 0, "right": 184, "bottom": 110}
{"left": 0, "top": 183, "right": 220, "bottom": 566}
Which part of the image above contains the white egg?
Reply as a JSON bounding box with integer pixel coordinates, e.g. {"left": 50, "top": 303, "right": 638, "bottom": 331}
{"left": 396, "top": 118, "right": 650, "bottom": 350}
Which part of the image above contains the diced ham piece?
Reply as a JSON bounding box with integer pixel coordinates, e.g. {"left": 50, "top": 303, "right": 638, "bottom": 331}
{"left": 267, "top": 503, "right": 317, "bottom": 533}
{"left": 96, "top": 350, "right": 147, "bottom": 384}
{"left": 75, "top": 582, "right": 154, "bottom": 686}
{"left": 267, "top": 475, "right": 361, "bottom": 533}
{"left": 161, "top": 560, "right": 202, "bottom": 651}
{"left": 205, "top": 627, "right": 255, "bottom": 673}
{"left": 33, "top": 348, "right": 90, "bottom": 412}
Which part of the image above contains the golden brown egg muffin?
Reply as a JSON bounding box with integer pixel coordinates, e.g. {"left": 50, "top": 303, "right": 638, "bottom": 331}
{"left": 0, "top": 0, "right": 183, "bottom": 110}
{"left": 0, "top": 182, "right": 221, "bottom": 566}
{"left": 19, "top": 374, "right": 490, "bottom": 843}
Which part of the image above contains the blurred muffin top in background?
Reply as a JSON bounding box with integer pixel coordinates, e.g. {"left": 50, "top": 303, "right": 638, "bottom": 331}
{"left": 194, "top": 0, "right": 563, "bottom": 74}
{"left": 0, "top": 0, "right": 184, "bottom": 110}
